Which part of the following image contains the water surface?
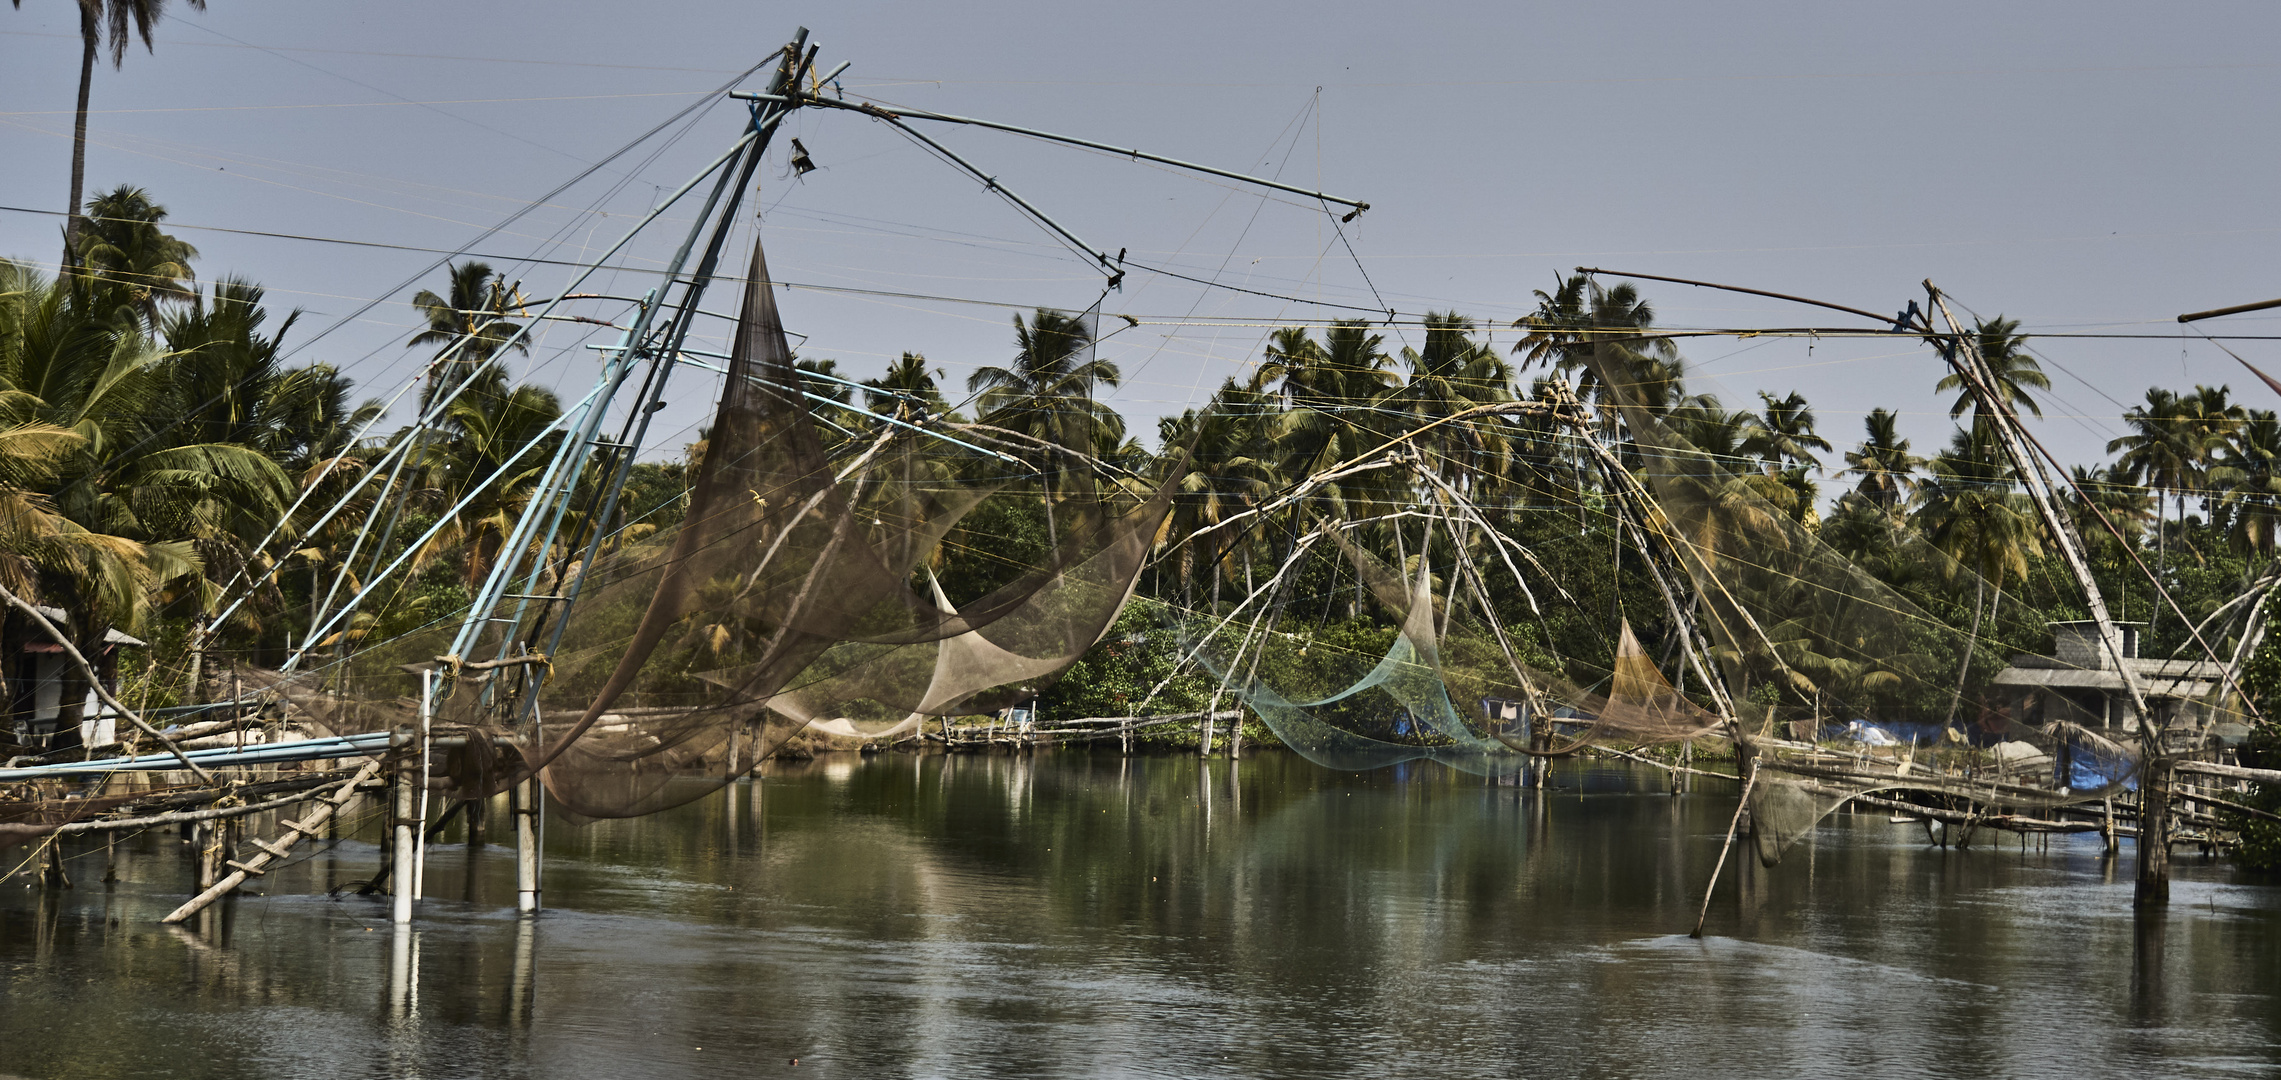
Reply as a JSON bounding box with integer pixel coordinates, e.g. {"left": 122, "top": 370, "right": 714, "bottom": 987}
{"left": 2, "top": 751, "right": 2276, "bottom": 1078}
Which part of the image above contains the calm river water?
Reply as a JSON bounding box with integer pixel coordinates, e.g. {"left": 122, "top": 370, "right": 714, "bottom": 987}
{"left": 2, "top": 751, "right": 2277, "bottom": 1078}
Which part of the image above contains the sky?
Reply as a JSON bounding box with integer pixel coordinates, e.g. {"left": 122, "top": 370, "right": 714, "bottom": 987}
{"left": 5, "top": 0, "right": 2280, "bottom": 485}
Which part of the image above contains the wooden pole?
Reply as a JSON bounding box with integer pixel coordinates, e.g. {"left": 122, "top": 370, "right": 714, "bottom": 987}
{"left": 2139, "top": 760, "right": 2172, "bottom": 904}
{"left": 196, "top": 826, "right": 218, "bottom": 891}
{"left": 1926, "top": 285, "right": 2167, "bottom": 903}
{"left": 161, "top": 761, "right": 381, "bottom": 923}
{"left": 1691, "top": 769, "right": 1759, "bottom": 939}
{"left": 41, "top": 842, "right": 69, "bottom": 889}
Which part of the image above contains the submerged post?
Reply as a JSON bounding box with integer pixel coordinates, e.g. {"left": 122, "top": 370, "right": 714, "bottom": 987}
{"left": 513, "top": 776, "right": 540, "bottom": 914}
{"left": 390, "top": 726, "right": 416, "bottom": 924}
{"left": 1692, "top": 769, "right": 1760, "bottom": 938}
{"left": 411, "top": 670, "right": 433, "bottom": 903}
{"left": 2138, "top": 764, "right": 2172, "bottom": 904}
{"left": 1529, "top": 707, "right": 1550, "bottom": 789}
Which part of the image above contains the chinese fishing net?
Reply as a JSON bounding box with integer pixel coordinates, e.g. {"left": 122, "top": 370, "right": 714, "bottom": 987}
{"left": 263, "top": 235, "right": 1172, "bottom": 818}
{"left": 1184, "top": 502, "right": 1721, "bottom": 778}
{"left": 1572, "top": 344, "right": 2168, "bottom": 865}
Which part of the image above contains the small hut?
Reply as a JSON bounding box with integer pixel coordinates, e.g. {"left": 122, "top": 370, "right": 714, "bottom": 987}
{"left": 4, "top": 605, "right": 145, "bottom": 755}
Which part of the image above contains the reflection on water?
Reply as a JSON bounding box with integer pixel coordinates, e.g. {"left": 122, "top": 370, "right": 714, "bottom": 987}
{"left": 2, "top": 752, "right": 2277, "bottom": 1078}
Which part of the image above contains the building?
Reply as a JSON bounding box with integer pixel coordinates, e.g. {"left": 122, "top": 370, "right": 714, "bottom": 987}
{"left": 1990, "top": 620, "right": 2233, "bottom": 739}
{"left": 5, "top": 605, "right": 145, "bottom": 755}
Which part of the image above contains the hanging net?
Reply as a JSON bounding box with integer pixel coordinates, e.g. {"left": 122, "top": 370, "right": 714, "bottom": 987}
{"left": 259, "top": 235, "right": 1172, "bottom": 818}
{"left": 1572, "top": 344, "right": 2154, "bottom": 865}
{"left": 1185, "top": 505, "right": 1721, "bottom": 777}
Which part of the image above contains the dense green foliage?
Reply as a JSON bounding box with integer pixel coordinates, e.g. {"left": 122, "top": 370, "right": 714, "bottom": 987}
{"left": 8, "top": 189, "right": 2281, "bottom": 773}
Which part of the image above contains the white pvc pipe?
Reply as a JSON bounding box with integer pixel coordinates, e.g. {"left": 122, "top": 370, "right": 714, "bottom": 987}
{"left": 515, "top": 777, "right": 540, "bottom": 914}
{"left": 390, "top": 728, "right": 415, "bottom": 925}
{"left": 412, "top": 670, "right": 433, "bottom": 903}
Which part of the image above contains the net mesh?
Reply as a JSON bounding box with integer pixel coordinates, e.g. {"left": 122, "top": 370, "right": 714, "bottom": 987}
{"left": 262, "top": 236, "right": 1170, "bottom": 818}
{"left": 1187, "top": 511, "right": 1720, "bottom": 777}
{"left": 1574, "top": 346, "right": 2156, "bottom": 864}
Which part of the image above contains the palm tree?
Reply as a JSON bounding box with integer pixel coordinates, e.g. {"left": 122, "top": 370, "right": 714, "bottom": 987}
{"left": 2065, "top": 463, "right": 2153, "bottom": 555}
{"left": 967, "top": 307, "right": 1123, "bottom": 477}
{"left": 1916, "top": 427, "right": 2043, "bottom": 724}
{"left": 1661, "top": 396, "right": 1797, "bottom": 549}
{"left": 1396, "top": 311, "right": 1515, "bottom": 486}
{"left": 72, "top": 185, "right": 198, "bottom": 323}
{"left": 2212, "top": 408, "right": 2281, "bottom": 556}
{"left": 1156, "top": 379, "right": 1278, "bottom": 610}
{"left": 0, "top": 256, "right": 282, "bottom": 709}
{"left": 412, "top": 371, "right": 565, "bottom": 589}
{"left": 2173, "top": 384, "right": 2245, "bottom": 547}
{"left": 1744, "top": 391, "right": 1830, "bottom": 471}
{"left": 1513, "top": 274, "right": 1681, "bottom": 413}
{"left": 1743, "top": 390, "right": 1831, "bottom": 520}
{"left": 862, "top": 351, "right": 948, "bottom": 419}
{"left": 408, "top": 260, "right": 527, "bottom": 410}
{"left": 1251, "top": 321, "right": 1401, "bottom": 521}
{"left": 12, "top": 0, "right": 208, "bottom": 255}
{"left": 1934, "top": 315, "right": 2050, "bottom": 425}
{"left": 2110, "top": 384, "right": 2241, "bottom": 562}
{"left": 1840, "top": 408, "right": 1922, "bottom": 512}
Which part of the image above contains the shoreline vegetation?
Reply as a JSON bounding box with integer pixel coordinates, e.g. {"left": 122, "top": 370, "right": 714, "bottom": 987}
{"left": 5, "top": 184, "right": 2279, "bottom": 865}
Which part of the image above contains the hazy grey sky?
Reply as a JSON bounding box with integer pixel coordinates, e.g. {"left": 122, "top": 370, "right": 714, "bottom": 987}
{"left": 5, "top": 1, "right": 2279, "bottom": 478}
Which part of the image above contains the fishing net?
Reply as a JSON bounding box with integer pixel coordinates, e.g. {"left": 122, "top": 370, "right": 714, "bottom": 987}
{"left": 1186, "top": 509, "right": 1719, "bottom": 777}
{"left": 261, "top": 236, "right": 1171, "bottom": 818}
{"left": 1572, "top": 345, "right": 2155, "bottom": 864}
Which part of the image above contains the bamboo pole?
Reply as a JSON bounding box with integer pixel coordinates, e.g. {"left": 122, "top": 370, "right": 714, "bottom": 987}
{"left": 53, "top": 772, "right": 361, "bottom": 835}
{"left": 1692, "top": 770, "right": 1759, "bottom": 938}
{"left": 2174, "top": 759, "right": 2281, "bottom": 784}
{"left": 1596, "top": 743, "right": 1738, "bottom": 782}
{"left": 1925, "top": 286, "right": 2172, "bottom": 904}
{"left": 161, "top": 761, "right": 381, "bottom": 923}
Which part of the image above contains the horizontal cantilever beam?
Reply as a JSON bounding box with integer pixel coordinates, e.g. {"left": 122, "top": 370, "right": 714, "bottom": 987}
{"left": 735, "top": 90, "right": 1370, "bottom": 212}
{"left": 2179, "top": 296, "right": 2281, "bottom": 323}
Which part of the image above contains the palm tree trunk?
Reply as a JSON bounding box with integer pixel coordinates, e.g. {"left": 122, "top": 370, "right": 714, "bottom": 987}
{"left": 1210, "top": 549, "right": 1221, "bottom": 614}
{"left": 1944, "top": 568, "right": 1987, "bottom": 728}
{"left": 66, "top": 7, "right": 97, "bottom": 260}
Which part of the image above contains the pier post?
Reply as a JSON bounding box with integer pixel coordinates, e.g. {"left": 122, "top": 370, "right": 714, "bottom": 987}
{"left": 508, "top": 915, "right": 534, "bottom": 1027}
{"left": 1529, "top": 709, "right": 1550, "bottom": 789}
{"left": 388, "top": 925, "right": 415, "bottom": 1022}
{"left": 390, "top": 726, "right": 416, "bottom": 925}
{"left": 513, "top": 776, "right": 540, "bottom": 914}
{"left": 2136, "top": 763, "right": 2172, "bottom": 906}
{"left": 466, "top": 793, "right": 486, "bottom": 847}
{"left": 196, "top": 823, "right": 218, "bottom": 890}
{"left": 411, "top": 671, "right": 433, "bottom": 904}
